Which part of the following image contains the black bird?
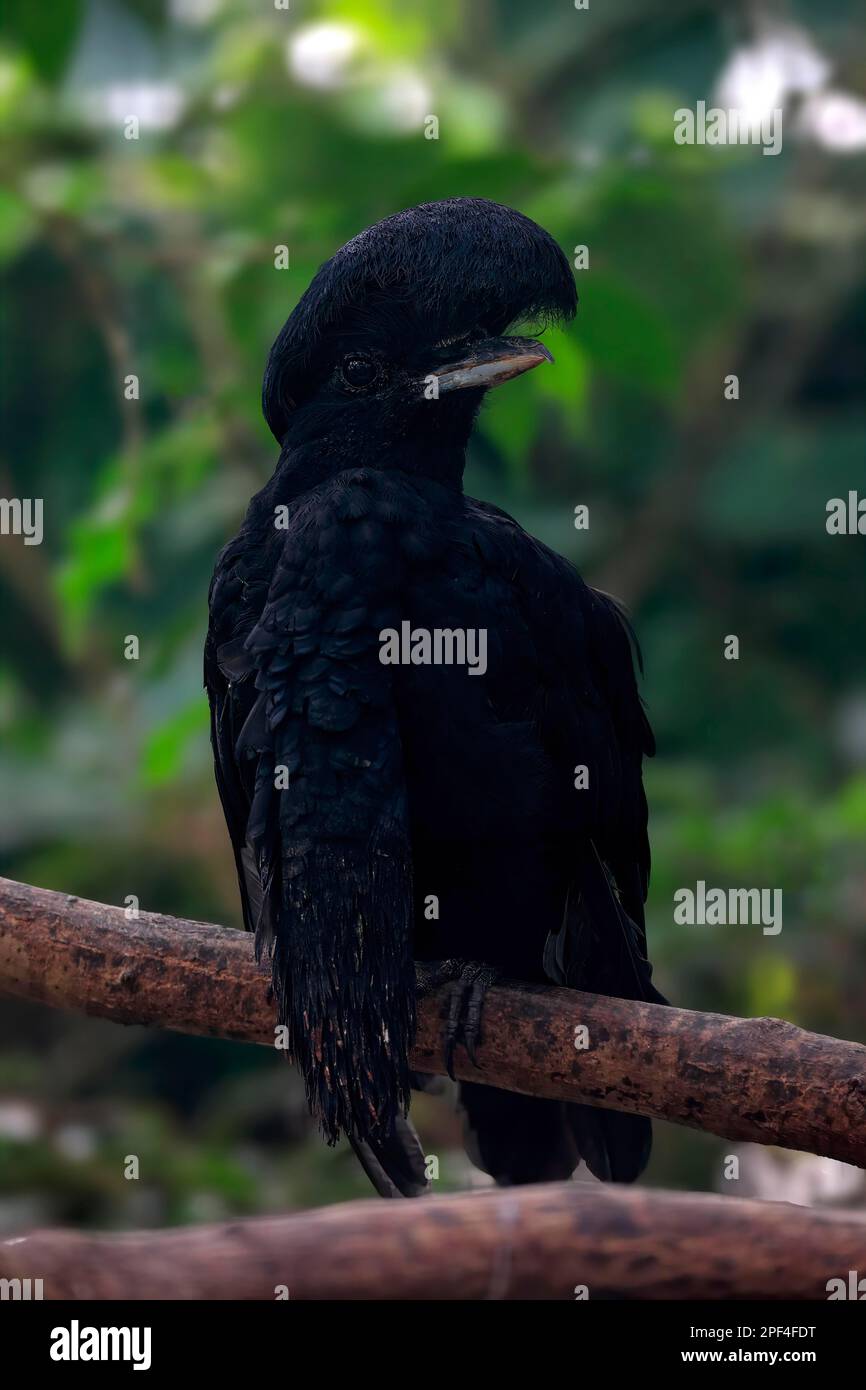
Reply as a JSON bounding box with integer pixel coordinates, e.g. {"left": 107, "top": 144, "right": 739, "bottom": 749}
{"left": 205, "top": 197, "right": 665, "bottom": 1197}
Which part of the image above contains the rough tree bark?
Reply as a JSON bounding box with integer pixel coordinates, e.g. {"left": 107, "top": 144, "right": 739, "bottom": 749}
{"left": 2, "top": 1182, "right": 865, "bottom": 1300}
{"left": 1, "top": 876, "right": 864, "bottom": 1164}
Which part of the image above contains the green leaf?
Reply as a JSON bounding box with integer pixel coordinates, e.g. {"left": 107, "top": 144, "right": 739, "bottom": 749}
{"left": 1, "top": 0, "right": 84, "bottom": 83}
{"left": 745, "top": 954, "right": 798, "bottom": 1020}
{"left": 576, "top": 273, "right": 680, "bottom": 395}
{"left": 141, "top": 699, "right": 210, "bottom": 787}
{"left": 55, "top": 510, "right": 133, "bottom": 643}
{"left": 833, "top": 777, "right": 866, "bottom": 835}
{"left": 478, "top": 381, "right": 539, "bottom": 486}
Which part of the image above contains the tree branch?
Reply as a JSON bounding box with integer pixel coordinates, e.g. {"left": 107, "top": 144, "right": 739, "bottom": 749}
{"left": 2, "top": 1181, "right": 865, "bottom": 1300}
{"left": 1, "top": 875, "right": 864, "bottom": 1164}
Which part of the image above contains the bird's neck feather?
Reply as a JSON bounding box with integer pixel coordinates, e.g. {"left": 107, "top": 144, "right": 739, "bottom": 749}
{"left": 250, "top": 439, "right": 467, "bottom": 520}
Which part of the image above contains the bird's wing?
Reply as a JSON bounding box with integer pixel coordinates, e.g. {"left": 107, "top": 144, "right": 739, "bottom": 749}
{"left": 465, "top": 500, "right": 663, "bottom": 1184}
{"left": 205, "top": 540, "right": 273, "bottom": 940}
{"left": 206, "top": 469, "right": 434, "bottom": 1151}
{"left": 467, "top": 498, "right": 662, "bottom": 1002}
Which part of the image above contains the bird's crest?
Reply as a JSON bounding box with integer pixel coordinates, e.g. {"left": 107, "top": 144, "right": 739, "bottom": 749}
{"left": 263, "top": 197, "right": 577, "bottom": 441}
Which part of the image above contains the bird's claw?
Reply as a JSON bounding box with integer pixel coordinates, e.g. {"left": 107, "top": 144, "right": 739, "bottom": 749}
{"left": 441, "top": 961, "right": 500, "bottom": 1079}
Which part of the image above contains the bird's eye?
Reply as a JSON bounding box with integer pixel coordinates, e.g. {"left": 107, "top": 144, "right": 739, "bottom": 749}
{"left": 340, "top": 354, "right": 379, "bottom": 390}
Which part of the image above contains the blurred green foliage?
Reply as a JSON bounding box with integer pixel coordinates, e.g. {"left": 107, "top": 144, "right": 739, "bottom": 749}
{"left": 1, "top": 0, "right": 865, "bottom": 1226}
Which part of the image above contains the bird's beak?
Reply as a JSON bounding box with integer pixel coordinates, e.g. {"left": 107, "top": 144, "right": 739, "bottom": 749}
{"left": 432, "top": 336, "right": 554, "bottom": 394}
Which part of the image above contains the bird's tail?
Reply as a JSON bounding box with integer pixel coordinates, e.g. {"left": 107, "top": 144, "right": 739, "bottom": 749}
{"left": 461, "top": 841, "right": 664, "bottom": 1188}
{"left": 545, "top": 839, "right": 666, "bottom": 1183}
{"left": 261, "top": 842, "right": 417, "bottom": 1161}
{"left": 565, "top": 1103, "right": 652, "bottom": 1183}
{"left": 459, "top": 1086, "right": 580, "bottom": 1186}
{"left": 458, "top": 1086, "right": 652, "bottom": 1187}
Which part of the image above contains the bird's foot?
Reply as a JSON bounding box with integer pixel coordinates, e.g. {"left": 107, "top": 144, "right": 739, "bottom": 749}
{"left": 414, "top": 958, "right": 465, "bottom": 998}
{"left": 414, "top": 958, "right": 501, "bottom": 1077}
{"left": 442, "top": 961, "right": 500, "bottom": 1078}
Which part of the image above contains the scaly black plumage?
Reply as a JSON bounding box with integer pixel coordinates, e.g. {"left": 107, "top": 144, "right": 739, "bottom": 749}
{"left": 205, "top": 197, "right": 665, "bottom": 1196}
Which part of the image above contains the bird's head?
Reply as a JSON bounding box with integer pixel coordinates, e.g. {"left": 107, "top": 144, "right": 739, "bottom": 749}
{"left": 262, "top": 198, "right": 577, "bottom": 485}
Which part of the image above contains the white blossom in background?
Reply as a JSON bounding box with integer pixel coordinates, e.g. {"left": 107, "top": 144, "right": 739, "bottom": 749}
{"left": 53, "top": 1123, "right": 98, "bottom": 1162}
{"left": 83, "top": 81, "right": 186, "bottom": 131}
{"left": 371, "top": 66, "right": 432, "bottom": 133}
{"left": 715, "top": 49, "right": 785, "bottom": 134}
{"left": 0, "top": 1100, "right": 41, "bottom": 1142}
{"left": 287, "top": 22, "right": 363, "bottom": 91}
{"left": 346, "top": 64, "right": 434, "bottom": 138}
{"left": 169, "top": 0, "right": 221, "bottom": 24}
{"left": 286, "top": 22, "right": 432, "bottom": 138}
{"left": 716, "top": 21, "right": 866, "bottom": 153}
{"left": 715, "top": 24, "right": 830, "bottom": 129}
{"left": 798, "top": 89, "right": 866, "bottom": 152}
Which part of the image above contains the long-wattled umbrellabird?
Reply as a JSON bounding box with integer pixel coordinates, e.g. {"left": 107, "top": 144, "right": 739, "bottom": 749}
{"left": 205, "top": 197, "right": 666, "bottom": 1197}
